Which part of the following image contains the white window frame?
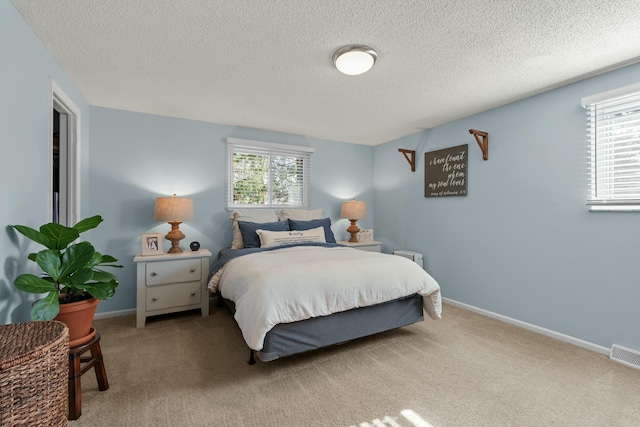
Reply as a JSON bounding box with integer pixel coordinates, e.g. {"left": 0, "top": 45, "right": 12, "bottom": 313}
{"left": 582, "top": 82, "right": 640, "bottom": 212}
{"left": 226, "top": 138, "right": 314, "bottom": 209}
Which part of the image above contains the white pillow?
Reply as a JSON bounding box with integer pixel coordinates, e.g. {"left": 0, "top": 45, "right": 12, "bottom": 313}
{"left": 277, "top": 208, "right": 323, "bottom": 221}
{"left": 256, "top": 226, "right": 326, "bottom": 248}
{"left": 230, "top": 209, "right": 279, "bottom": 249}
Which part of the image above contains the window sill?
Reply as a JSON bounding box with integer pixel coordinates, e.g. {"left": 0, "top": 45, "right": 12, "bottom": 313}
{"left": 588, "top": 205, "right": 640, "bottom": 212}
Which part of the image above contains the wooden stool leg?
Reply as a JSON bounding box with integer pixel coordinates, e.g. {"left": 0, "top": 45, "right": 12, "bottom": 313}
{"left": 67, "top": 332, "right": 108, "bottom": 420}
{"left": 91, "top": 340, "right": 109, "bottom": 391}
{"left": 68, "top": 351, "right": 82, "bottom": 420}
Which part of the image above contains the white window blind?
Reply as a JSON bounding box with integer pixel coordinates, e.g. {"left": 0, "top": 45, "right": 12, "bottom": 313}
{"left": 227, "top": 138, "right": 313, "bottom": 208}
{"left": 583, "top": 85, "right": 640, "bottom": 211}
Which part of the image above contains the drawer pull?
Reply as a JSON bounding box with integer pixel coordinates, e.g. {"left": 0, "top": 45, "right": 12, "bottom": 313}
{"left": 151, "top": 297, "right": 158, "bottom": 302}
{"left": 190, "top": 292, "right": 196, "bottom": 296}
{"left": 190, "top": 269, "right": 196, "bottom": 273}
{"left": 150, "top": 272, "right": 157, "bottom": 277}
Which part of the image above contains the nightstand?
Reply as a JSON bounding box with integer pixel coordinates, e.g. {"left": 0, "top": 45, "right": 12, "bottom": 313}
{"left": 134, "top": 249, "right": 212, "bottom": 328}
{"left": 338, "top": 240, "right": 382, "bottom": 252}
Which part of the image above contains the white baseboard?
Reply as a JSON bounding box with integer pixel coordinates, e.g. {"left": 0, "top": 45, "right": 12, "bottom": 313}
{"left": 94, "top": 308, "right": 136, "bottom": 320}
{"left": 442, "top": 297, "right": 610, "bottom": 356}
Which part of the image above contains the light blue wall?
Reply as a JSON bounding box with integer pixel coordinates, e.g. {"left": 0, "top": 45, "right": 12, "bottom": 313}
{"left": 87, "top": 107, "right": 374, "bottom": 315}
{"left": 373, "top": 62, "right": 640, "bottom": 351}
{"left": 1, "top": 0, "right": 91, "bottom": 323}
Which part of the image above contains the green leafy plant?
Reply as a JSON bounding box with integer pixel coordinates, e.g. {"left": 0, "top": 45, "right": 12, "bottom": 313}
{"left": 12, "top": 215, "right": 122, "bottom": 321}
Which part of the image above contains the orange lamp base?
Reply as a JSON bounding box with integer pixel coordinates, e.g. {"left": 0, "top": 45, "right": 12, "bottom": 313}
{"left": 346, "top": 219, "right": 360, "bottom": 243}
{"left": 165, "top": 221, "right": 185, "bottom": 253}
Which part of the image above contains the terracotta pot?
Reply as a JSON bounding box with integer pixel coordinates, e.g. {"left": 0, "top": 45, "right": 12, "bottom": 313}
{"left": 55, "top": 297, "right": 99, "bottom": 346}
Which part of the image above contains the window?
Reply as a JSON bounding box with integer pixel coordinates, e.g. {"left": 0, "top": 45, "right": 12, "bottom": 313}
{"left": 582, "top": 83, "right": 640, "bottom": 211}
{"left": 227, "top": 138, "right": 314, "bottom": 208}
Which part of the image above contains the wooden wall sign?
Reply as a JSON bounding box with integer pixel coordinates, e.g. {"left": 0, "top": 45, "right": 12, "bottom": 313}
{"left": 425, "top": 144, "right": 468, "bottom": 197}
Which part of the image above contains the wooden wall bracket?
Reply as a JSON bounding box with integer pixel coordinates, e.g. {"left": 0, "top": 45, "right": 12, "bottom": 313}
{"left": 398, "top": 149, "right": 416, "bottom": 172}
{"left": 469, "top": 129, "right": 489, "bottom": 161}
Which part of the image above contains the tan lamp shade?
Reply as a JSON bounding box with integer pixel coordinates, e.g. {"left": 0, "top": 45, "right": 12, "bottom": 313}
{"left": 154, "top": 195, "right": 193, "bottom": 253}
{"left": 340, "top": 200, "right": 366, "bottom": 243}
{"left": 154, "top": 196, "right": 194, "bottom": 222}
{"left": 340, "top": 200, "right": 366, "bottom": 220}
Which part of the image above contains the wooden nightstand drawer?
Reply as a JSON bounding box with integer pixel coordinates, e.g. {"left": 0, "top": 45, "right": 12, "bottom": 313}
{"left": 146, "top": 281, "right": 201, "bottom": 311}
{"left": 146, "top": 258, "right": 201, "bottom": 286}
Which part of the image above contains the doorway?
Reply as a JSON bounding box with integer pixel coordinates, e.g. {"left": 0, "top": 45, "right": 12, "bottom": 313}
{"left": 52, "top": 84, "right": 79, "bottom": 226}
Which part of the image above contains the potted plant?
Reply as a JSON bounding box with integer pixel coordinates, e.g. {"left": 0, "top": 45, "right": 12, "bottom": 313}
{"left": 12, "top": 215, "right": 121, "bottom": 344}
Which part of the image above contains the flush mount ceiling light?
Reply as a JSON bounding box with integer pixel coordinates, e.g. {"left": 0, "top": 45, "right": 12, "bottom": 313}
{"left": 333, "top": 45, "right": 378, "bottom": 76}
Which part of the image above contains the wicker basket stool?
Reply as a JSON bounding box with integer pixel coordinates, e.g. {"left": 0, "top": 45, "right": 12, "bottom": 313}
{"left": 0, "top": 321, "right": 69, "bottom": 427}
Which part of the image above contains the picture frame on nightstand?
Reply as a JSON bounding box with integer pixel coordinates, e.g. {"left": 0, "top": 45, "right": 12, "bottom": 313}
{"left": 357, "top": 229, "right": 373, "bottom": 242}
{"left": 141, "top": 232, "right": 163, "bottom": 256}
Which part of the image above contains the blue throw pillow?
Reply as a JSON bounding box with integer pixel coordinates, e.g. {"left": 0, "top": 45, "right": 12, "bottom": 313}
{"left": 288, "top": 217, "right": 336, "bottom": 243}
{"left": 237, "top": 220, "right": 290, "bottom": 248}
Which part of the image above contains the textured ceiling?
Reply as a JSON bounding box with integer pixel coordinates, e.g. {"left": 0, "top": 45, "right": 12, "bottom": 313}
{"left": 12, "top": 0, "right": 640, "bottom": 146}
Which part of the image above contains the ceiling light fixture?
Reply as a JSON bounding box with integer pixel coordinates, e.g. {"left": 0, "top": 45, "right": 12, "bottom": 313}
{"left": 333, "top": 45, "right": 377, "bottom": 76}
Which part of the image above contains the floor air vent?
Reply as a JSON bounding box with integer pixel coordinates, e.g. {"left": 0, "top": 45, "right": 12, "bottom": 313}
{"left": 610, "top": 344, "right": 640, "bottom": 370}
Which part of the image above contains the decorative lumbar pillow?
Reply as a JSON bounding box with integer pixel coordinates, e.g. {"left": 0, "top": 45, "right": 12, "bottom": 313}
{"left": 230, "top": 209, "right": 279, "bottom": 249}
{"left": 288, "top": 217, "right": 336, "bottom": 243}
{"left": 237, "top": 220, "right": 290, "bottom": 248}
{"left": 256, "top": 226, "right": 326, "bottom": 248}
{"left": 277, "top": 208, "right": 323, "bottom": 221}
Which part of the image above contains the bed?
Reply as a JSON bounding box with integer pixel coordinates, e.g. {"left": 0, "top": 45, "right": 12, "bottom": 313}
{"left": 207, "top": 209, "right": 442, "bottom": 363}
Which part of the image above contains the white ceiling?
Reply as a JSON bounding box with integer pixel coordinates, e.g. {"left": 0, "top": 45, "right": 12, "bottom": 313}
{"left": 12, "top": 0, "right": 640, "bottom": 146}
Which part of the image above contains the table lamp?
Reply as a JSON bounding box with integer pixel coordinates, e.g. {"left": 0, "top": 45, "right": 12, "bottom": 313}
{"left": 340, "top": 200, "right": 366, "bottom": 242}
{"left": 153, "top": 194, "right": 193, "bottom": 253}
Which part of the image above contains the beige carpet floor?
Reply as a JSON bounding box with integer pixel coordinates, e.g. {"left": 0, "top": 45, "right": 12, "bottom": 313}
{"left": 70, "top": 303, "right": 640, "bottom": 427}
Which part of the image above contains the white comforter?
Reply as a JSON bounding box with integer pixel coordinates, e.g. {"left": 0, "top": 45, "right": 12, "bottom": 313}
{"left": 208, "top": 245, "right": 442, "bottom": 351}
